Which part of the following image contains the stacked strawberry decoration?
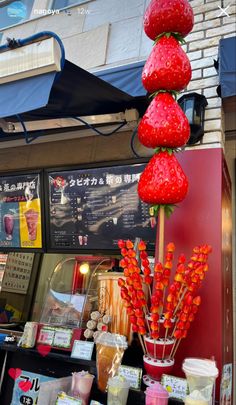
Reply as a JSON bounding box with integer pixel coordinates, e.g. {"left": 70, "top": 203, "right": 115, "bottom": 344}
{"left": 138, "top": 0, "right": 194, "bottom": 220}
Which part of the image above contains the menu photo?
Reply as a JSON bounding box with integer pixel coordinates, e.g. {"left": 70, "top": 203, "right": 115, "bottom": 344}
{"left": 0, "top": 172, "right": 43, "bottom": 250}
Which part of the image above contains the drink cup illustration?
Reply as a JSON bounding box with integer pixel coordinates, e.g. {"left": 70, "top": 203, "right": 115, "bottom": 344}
{"left": 3, "top": 213, "right": 14, "bottom": 240}
{"left": 112, "top": 196, "right": 117, "bottom": 203}
{"left": 78, "top": 235, "right": 83, "bottom": 246}
{"left": 24, "top": 209, "right": 39, "bottom": 241}
{"left": 113, "top": 217, "right": 118, "bottom": 225}
{"left": 150, "top": 216, "right": 157, "bottom": 228}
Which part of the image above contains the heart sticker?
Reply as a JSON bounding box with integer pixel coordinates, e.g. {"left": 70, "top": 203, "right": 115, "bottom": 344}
{"left": 18, "top": 380, "right": 32, "bottom": 392}
{"left": 8, "top": 368, "right": 22, "bottom": 380}
{"left": 37, "top": 344, "right": 51, "bottom": 357}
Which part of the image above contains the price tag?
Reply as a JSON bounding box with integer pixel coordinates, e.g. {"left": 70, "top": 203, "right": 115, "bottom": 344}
{"left": 118, "top": 365, "right": 142, "bottom": 390}
{"left": 53, "top": 328, "right": 72, "bottom": 348}
{"left": 37, "top": 326, "right": 55, "bottom": 345}
{"left": 71, "top": 340, "right": 94, "bottom": 360}
{"left": 161, "top": 374, "right": 189, "bottom": 400}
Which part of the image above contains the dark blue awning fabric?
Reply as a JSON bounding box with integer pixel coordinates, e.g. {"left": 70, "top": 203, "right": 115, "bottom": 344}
{"left": 219, "top": 36, "right": 236, "bottom": 98}
{"left": 0, "top": 60, "right": 147, "bottom": 124}
{"left": 94, "top": 61, "right": 146, "bottom": 97}
{"left": 0, "top": 72, "right": 56, "bottom": 119}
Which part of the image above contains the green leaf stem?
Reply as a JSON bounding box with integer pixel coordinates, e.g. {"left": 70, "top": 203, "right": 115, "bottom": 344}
{"left": 149, "top": 90, "right": 179, "bottom": 100}
{"left": 150, "top": 204, "right": 177, "bottom": 219}
{"left": 153, "top": 32, "right": 186, "bottom": 45}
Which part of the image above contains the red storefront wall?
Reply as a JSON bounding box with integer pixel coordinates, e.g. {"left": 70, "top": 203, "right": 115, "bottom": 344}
{"left": 155, "top": 147, "right": 233, "bottom": 400}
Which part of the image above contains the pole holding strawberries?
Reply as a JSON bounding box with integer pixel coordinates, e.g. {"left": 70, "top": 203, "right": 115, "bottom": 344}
{"left": 138, "top": 0, "right": 194, "bottom": 266}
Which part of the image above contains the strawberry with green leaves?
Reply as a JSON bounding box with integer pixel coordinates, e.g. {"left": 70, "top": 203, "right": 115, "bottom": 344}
{"left": 144, "top": 0, "right": 194, "bottom": 41}
{"left": 138, "top": 92, "right": 190, "bottom": 148}
{"left": 142, "top": 35, "right": 191, "bottom": 93}
{"left": 138, "top": 151, "right": 188, "bottom": 206}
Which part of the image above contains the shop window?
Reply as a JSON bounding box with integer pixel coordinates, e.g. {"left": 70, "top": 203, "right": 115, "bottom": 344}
{"left": 0, "top": 0, "right": 33, "bottom": 29}
{"left": 52, "top": 0, "right": 86, "bottom": 10}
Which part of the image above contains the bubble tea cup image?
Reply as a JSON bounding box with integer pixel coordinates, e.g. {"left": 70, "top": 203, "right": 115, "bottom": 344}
{"left": 95, "top": 332, "right": 128, "bottom": 392}
{"left": 3, "top": 212, "right": 14, "bottom": 240}
{"left": 24, "top": 209, "right": 39, "bottom": 241}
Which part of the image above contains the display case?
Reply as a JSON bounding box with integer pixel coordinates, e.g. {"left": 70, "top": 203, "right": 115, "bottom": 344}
{"left": 37, "top": 256, "right": 114, "bottom": 351}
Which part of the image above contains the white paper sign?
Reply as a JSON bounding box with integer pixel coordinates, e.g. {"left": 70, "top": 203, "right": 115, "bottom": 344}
{"left": 71, "top": 340, "right": 94, "bottom": 360}
{"left": 118, "top": 365, "right": 142, "bottom": 390}
{"left": 1, "top": 252, "right": 34, "bottom": 294}
{"left": 161, "top": 374, "right": 188, "bottom": 400}
{"left": 53, "top": 328, "right": 72, "bottom": 348}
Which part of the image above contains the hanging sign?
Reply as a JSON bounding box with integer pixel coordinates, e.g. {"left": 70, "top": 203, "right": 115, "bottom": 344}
{"left": 46, "top": 162, "right": 156, "bottom": 251}
{"left": 0, "top": 172, "right": 43, "bottom": 250}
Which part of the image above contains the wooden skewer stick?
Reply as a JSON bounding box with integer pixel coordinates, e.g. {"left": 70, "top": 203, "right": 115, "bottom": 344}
{"left": 169, "top": 338, "right": 177, "bottom": 359}
{"left": 172, "top": 338, "right": 182, "bottom": 358}
{"left": 138, "top": 333, "right": 146, "bottom": 355}
{"left": 154, "top": 338, "right": 157, "bottom": 359}
{"left": 162, "top": 328, "right": 169, "bottom": 360}
{"left": 143, "top": 307, "right": 151, "bottom": 335}
{"left": 171, "top": 322, "right": 178, "bottom": 339}
{"left": 158, "top": 206, "right": 165, "bottom": 264}
{"left": 143, "top": 337, "right": 148, "bottom": 354}
{"left": 173, "top": 287, "right": 188, "bottom": 316}
{"left": 148, "top": 285, "right": 152, "bottom": 302}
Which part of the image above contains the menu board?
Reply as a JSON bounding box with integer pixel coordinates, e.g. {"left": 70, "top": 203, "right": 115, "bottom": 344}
{"left": 0, "top": 173, "right": 43, "bottom": 250}
{"left": 46, "top": 163, "right": 156, "bottom": 250}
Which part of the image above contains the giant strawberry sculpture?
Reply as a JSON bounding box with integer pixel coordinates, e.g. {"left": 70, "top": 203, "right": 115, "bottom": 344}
{"left": 138, "top": 151, "right": 188, "bottom": 205}
{"left": 138, "top": 0, "right": 193, "bottom": 217}
{"left": 138, "top": 92, "right": 190, "bottom": 148}
{"left": 144, "top": 0, "right": 194, "bottom": 40}
{"left": 142, "top": 35, "right": 192, "bottom": 93}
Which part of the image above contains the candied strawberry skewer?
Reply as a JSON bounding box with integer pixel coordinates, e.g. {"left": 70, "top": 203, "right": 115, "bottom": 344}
{"left": 118, "top": 239, "right": 154, "bottom": 353}
{"left": 137, "top": 0, "right": 194, "bottom": 266}
{"left": 169, "top": 296, "right": 201, "bottom": 359}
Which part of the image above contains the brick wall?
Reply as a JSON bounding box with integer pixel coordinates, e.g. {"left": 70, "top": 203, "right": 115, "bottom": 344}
{"left": 184, "top": 0, "right": 235, "bottom": 149}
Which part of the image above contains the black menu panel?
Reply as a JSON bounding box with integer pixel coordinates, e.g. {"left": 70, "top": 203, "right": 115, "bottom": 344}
{"left": 46, "top": 163, "right": 156, "bottom": 250}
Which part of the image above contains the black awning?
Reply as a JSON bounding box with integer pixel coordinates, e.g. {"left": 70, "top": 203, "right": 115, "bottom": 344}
{"left": 0, "top": 59, "right": 146, "bottom": 123}
{"left": 94, "top": 61, "right": 146, "bottom": 97}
